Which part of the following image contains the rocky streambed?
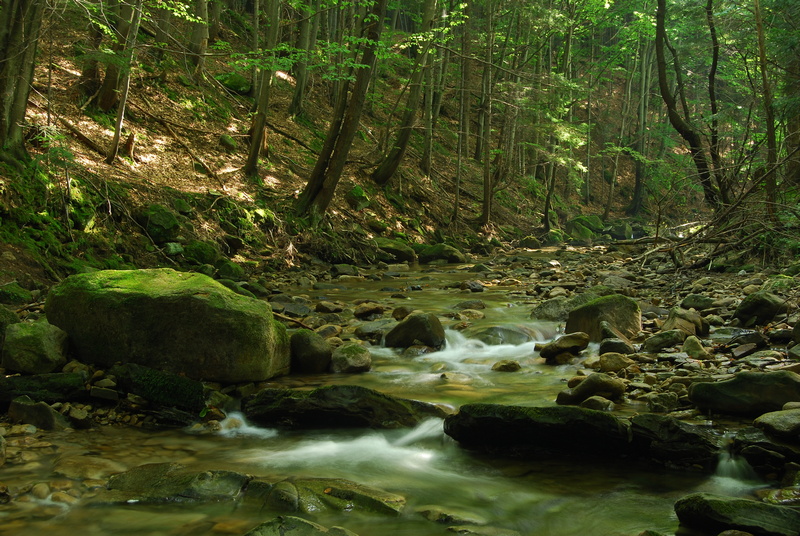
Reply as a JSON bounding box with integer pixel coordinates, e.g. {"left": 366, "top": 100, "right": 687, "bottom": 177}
{"left": 1, "top": 244, "right": 800, "bottom": 536}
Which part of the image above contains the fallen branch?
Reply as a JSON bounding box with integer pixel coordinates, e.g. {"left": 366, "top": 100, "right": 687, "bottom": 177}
{"left": 273, "top": 311, "right": 312, "bottom": 329}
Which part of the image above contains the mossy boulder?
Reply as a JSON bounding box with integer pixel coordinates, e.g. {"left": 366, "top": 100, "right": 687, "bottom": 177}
{"left": 0, "top": 372, "right": 88, "bottom": 403}
{"left": 373, "top": 237, "right": 417, "bottom": 263}
{"left": 215, "top": 72, "right": 252, "bottom": 95}
{"left": 135, "top": 204, "right": 180, "bottom": 244}
{"left": 344, "top": 186, "right": 370, "bottom": 211}
{"left": 543, "top": 229, "right": 566, "bottom": 245}
{"left": 674, "top": 492, "right": 800, "bottom": 536}
{"left": 44, "top": 268, "right": 289, "bottom": 383}
{"left": 0, "top": 282, "right": 33, "bottom": 305}
{"left": 110, "top": 363, "right": 206, "bottom": 412}
{"left": 1, "top": 320, "right": 68, "bottom": 374}
{"left": 184, "top": 240, "right": 220, "bottom": 265}
{"left": 418, "top": 243, "right": 467, "bottom": 264}
{"left": 565, "top": 220, "right": 595, "bottom": 243}
{"left": 565, "top": 294, "right": 642, "bottom": 342}
{"left": 0, "top": 305, "right": 20, "bottom": 347}
{"left": 290, "top": 329, "right": 332, "bottom": 374}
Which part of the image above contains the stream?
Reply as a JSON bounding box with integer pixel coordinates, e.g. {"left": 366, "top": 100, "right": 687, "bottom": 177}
{"left": 0, "top": 260, "right": 767, "bottom": 535}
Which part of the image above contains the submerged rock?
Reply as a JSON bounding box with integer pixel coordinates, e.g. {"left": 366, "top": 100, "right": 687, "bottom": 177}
{"left": 246, "top": 477, "right": 405, "bottom": 517}
{"left": 8, "top": 395, "right": 70, "bottom": 430}
{"left": 91, "top": 462, "right": 250, "bottom": 505}
{"left": 674, "top": 492, "right": 800, "bottom": 536}
{"left": 243, "top": 384, "right": 448, "bottom": 429}
{"left": 45, "top": 268, "right": 289, "bottom": 383}
{"left": 244, "top": 516, "right": 359, "bottom": 536}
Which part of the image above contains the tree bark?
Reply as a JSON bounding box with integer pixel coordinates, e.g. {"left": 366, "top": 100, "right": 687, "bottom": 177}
{"left": 655, "top": 0, "right": 719, "bottom": 208}
{"left": 754, "top": 0, "right": 777, "bottom": 219}
{"left": 288, "top": 0, "right": 321, "bottom": 117}
{"left": 371, "top": 0, "right": 437, "bottom": 186}
{"left": 295, "top": 0, "right": 388, "bottom": 219}
{"left": 0, "top": 0, "right": 45, "bottom": 169}
{"left": 189, "top": 0, "right": 210, "bottom": 74}
{"left": 245, "top": 0, "right": 281, "bottom": 177}
{"left": 106, "top": 0, "right": 144, "bottom": 164}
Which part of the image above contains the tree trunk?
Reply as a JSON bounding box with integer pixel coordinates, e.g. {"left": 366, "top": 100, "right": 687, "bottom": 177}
{"left": 288, "top": 0, "right": 321, "bottom": 117}
{"left": 96, "top": 0, "right": 127, "bottom": 112}
{"left": 106, "top": 0, "right": 144, "bottom": 164}
{"left": 629, "top": 42, "right": 653, "bottom": 216}
{"left": 189, "top": 0, "right": 210, "bottom": 75}
{"left": 478, "top": 0, "right": 494, "bottom": 226}
{"left": 0, "top": 0, "right": 45, "bottom": 169}
{"left": 452, "top": 0, "right": 470, "bottom": 223}
{"left": 754, "top": 0, "right": 777, "bottom": 219}
{"left": 295, "top": 0, "right": 388, "bottom": 219}
{"left": 371, "top": 0, "right": 436, "bottom": 186}
{"left": 655, "top": 0, "right": 719, "bottom": 208}
{"left": 245, "top": 0, "right": 281, "bottom": 177}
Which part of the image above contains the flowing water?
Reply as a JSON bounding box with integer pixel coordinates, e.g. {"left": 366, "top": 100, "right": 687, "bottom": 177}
{"left": 0, "top": 262, "right": 767, "bottom": 535}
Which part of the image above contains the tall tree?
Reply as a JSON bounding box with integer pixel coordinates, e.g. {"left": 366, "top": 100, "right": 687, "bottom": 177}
{"left": 371, "top": 0, "right": 437, "bottom": 186}
{"left": 0, "top": 0, "right": 45, "bottom": 169}
{"left": 296, "top": 0, "right": 389, "bottom": 219}
{"left": 106, "top": 0, "right": 144, "bottom": 164}
{"left": 655, "top": 0, "right": 719, "bottom": 208}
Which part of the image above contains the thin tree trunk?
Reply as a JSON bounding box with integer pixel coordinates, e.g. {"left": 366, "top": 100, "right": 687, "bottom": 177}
{"left": 655, "top": 0, "right": 719, "bottom": 208}
{"left": 289, "top": 0, "right": 321, "bottom": 117}
{"left": 106, "top": 0, "right": 144, "bottom": 164}
{"left": 0, "top": 0, "right": 45, "bottom": 169}
{"left": 371, "top": 0, "right": 437, "bottom": 186}
{"left": 452, "top": 0, "right": 470, "bottom": 223}
{"left": 189, "top": 0, "right": 210, "bottom": 75}
{"left": 754, "top": 0, "right": 777, "bottom": 219}
{"left": 245, "top": 0, "right": 280, "bottom": 177}
{"left": 629, "top": 42, "right": 653, "bottom": 216}
{"left": 296, "top": 0, "right": 389, "bottom": 219}
{"left": 478, "top": 0, "right": 494, "bottom": 226}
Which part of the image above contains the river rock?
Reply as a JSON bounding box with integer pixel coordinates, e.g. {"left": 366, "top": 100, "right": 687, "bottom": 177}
{"left": 598, "top": 352, "right": 635, "bottom": 373}
{"left": 249, "top": 477, "right": 405, "bottom": 517}
{"left": 44, "top": 268, "right": 289, "bottom": 383}
{"left": 754, "top": 409, "right": 800, "bottom": 442}
{"left": 443, "top": 404, "right": 631, "bottom": 456}
{"left": 109, "top": 363, "right": 206, "bottom": 412}
{"left": 642, "top": 329, "right": 687, "bottom": 353}
{"left": 630, "top": 413, "right": 721, "bottom": 470}
{"left": 674, "top": 492, "right": 800, "bottom": 536}
{"left": 0, "top": 372, "right": 88, "bottom": 403}
{"left": 680, "top": 294, "right": 716, "bottom": 311}
{"left": 354, "top": 319, "right": 395, "bottom": 344}
{"left": 374, "top": 238, "right": 417, "bottom": 263}
{"left": 689, "top": 371, "right": 800, "bottom": 416}
{"left": 491, "top": 360, "right": 521, "bottom": 372}
{"left": 733, "top": 427, "right": 800, "bottom": 476}
{"left": 353, "top": 302, "right": 385, "bottom": 320}
{"left": 95, "top": 462, "right": 250, "bottom": 504}
{"left": 539, "top": 332, "right": 590, "bottom": 364}
{"left": 8, "top": 395, "right": 70, "bottom": 430}
{"left": 290, "top": 329, "right": 332, "bottom": 374}
{"left": 419, "top": 243, "right": 467, "bottom": 264}
{"left": 565, "top": 294, "right": 641, "bottom": 341}
{"left": 54, "top": 454, "right": 127, "bottom": 480}
{"left": 384, "top": 312, "right": 445, "bottom": 350}
{"left": 1, "top": 320, "right": 68, "bottom": 374}
{"left": 598, "top": 337, "right": 635, "bottom": 355}
{"left": 734, "top": 291, "right": 790, "bottom": 327}
{"left": 0, "top": 305, "right": 19, "bottom": 347}
{"left": 556, "top": 372, "right": 626, "bottom": 405}
{"left": 242, "top": 384, "right": 447, "bottom": 428}
{"left": 682, "top": 336, "right": 713, "bottom": 360}
{"left": 661, "top": 307, "right": 709, "bottom": 337}
{"left": 0, "top": 435, "right": 5, "bottom": 467}
{"left": 331, "top": 343, "right": 372, "bottom": 373}
{"left": 530, "top": 292, "right": 600, "bottom": 322}
{"left": 463, "top": 325, "right": 541, "bottom": 345}
{"left": 244, "top": 516, "right": 358, "bottom": 536}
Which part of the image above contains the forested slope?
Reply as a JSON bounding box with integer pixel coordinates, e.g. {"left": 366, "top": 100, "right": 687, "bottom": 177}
{"left": 0, "top": 0, "right": 798, "bottom": 287}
